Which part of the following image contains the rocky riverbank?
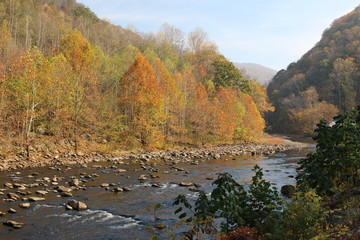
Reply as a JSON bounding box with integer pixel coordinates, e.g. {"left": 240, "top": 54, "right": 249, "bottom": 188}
{"left": 0, "top": 139, "right": 309, "bottom": 171}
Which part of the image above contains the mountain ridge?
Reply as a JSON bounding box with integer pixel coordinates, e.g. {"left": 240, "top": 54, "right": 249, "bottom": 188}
{"left": 234, "top": 62, "right": 277, "bottom": 85}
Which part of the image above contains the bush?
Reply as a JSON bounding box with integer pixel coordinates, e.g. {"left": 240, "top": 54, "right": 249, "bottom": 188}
{"left": 297, "top": 107, "right": 360, "bottom": 195}
{"left": 218, "top": 227, "right": 262, "bottom": 240}
{"left": 173, "top": 165, "right": 283, "bottom": 236}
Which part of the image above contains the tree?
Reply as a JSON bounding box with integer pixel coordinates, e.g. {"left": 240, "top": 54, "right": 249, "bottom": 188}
{"left": 0, "top": 20, "right": 18, "bottom": 132}
{"left": 212, "top": 87, "right": 238, "bottom": 142}
{"left": 7, "top": 46, "right": 49, "bottom": 159}
{"left": 119, "top": 53, "right": 165, "bottom": 147}
{"left": 248, "top": 80, "right": 274, "bottom": 116}
{"left": 212, "top": 56, "right": 250, "bottom": 93}
{"left": 237, "top": 92, "right": 265, "bottom": 141}
{"left": 58, "top": 29, "right": 98, "bottom": 152}
{"left": 173, "top": 165, "right": 282, "bottom": 235}
{"left": 292, "top": 102, "right": 339, "bottom": 135}
{"left": 186, "top": 82, "right": 215, "bottom": 144}
{"left": 297, "top": 107, "right": 360, "bottom": 195}
{"left": 330, "top": 58, "right": 358, "bottom": 111}
{"left": 153, "top": 58, "right": 185, "bottom": 143}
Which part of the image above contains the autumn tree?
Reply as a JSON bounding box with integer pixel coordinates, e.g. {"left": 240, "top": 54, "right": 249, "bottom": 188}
{"left": 330, "top": 58, "right": 358, "bottom": 111}
{"left": 237, "top": 92, "right": 265, "bottom": 141}
{"left": 119, "top": 53, "right": 165, "bottom": 147}
{"left": 7, "top": 47, "right": 50, "bottom": 159}
{"left": 249, "top": 80, "right": 274, "bottom": 116}
{"left": 58, "top": 29, "right": 98, "bottom": 152}
{"left": 292, "top": 102, "right": 339, "bottom": 135}
{"left": 186, "top": 82, "right": 214, "bottom": 144}
{"left": 212, "top": 87, "right": 238, "bottom": 142}
{"left": 153, "top": 58, "right": 185, "bottom": 143}
{"left": 0, "top": 20, "right": 18, "bottom": 132}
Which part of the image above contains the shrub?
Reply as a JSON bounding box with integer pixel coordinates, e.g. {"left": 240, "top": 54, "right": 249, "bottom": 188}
{"left": 297, "top": 107, "right": 360, "bottom": 195}
{"left": 173, "top": 165, "right": 283, "bottom": 236}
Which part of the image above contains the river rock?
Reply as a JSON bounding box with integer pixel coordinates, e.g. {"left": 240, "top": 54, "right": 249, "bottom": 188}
{"left": 69, "top": 179, "right": 79, "bottom": 186}
{"left": 3, "top": 220, "right": 24, "bottom": 228}
{"left": 67, "top": 199, "right": 88, "bottom": 210}
{"left": 122, "top": 187, "right": 131, "bottom": 191}
{"left": 0, "top": 212, "right": 5, "bottom": 216}
{"left": 7, "top": 193, "right": 20, "bottom": 200}
{"left": 56, "top": 186, "right": 72, "bottom": 192}
{"left": 116, "top": 169, "right": 127, "bottom": 173}
{"left": 19, "top": 203, "right": 31, "bottom": 208}
{"left": 28, "top": 197, "right": 46, "bottom": 202}
{"left": 61, "top": 192, "right": 73, "bottom": 197}
{"left": 113, "top": 187, "right": 123, "bottom": 192}
{"left": 65, "top": 204, "right": 73, "bottom": 210}
{"left": 138, "top": 175, "right": 147, "bottom": 180}
{"left": 101, "top": 183, "right": 109, "bottom": 187}
{"left": 179, "top": 182, "right": 193, "bottom": 187}
{"left": 189, "top": 187, "right": 200, "bottom": 192}
{"left": 281, "top": 185, "right": 296, "bottom": 197}
{"left": 8, "top": 208, "right": 16, "bottom": 213}
{"left": 4, "top": 182, "right": 13, "bottom": 188}
{"left": 36, "top": 190, "right": 48, "bottom": 196}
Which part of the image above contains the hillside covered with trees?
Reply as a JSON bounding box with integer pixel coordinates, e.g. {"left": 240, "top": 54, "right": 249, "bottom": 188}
{"left": 0, "top": 0, "right": 273, "bottom": 159}
{"left": 267, "top": 5, "right": 360, "bottom": 135}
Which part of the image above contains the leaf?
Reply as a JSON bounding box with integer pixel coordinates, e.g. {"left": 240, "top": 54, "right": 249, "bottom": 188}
{"left": 175, "top": 207, "right": 182, "bottom": 214}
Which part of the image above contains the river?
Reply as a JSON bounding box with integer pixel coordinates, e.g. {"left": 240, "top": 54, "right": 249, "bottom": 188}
{"left": 0, "top": 148, "right": 313, "bottom": 240}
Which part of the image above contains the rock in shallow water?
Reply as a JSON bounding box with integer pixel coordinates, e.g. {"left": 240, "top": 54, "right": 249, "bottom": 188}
{"left": 179, "top": 182, "right": 193, "bottom": 187}
{"left": 19, "top": 203, "right": 31, "bottom": 208}
{"left": 281, "top": 185, "right": 296, "bottom": 198}
{"left": 67, "top": 199, "right": 87, "bottom": 210}
{"left": 28, "top": 197, "right": 46, "bottom": 202}
{"left": 3, "top": 220, "right": 24, "bottom": 228}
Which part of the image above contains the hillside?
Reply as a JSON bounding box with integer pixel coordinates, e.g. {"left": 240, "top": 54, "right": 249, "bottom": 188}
{"left": 267, "top": 5, "right": 360, "bottom": 134}
{"left": 235, "top": 63, "right": 277, "bottom": 85}
{"left": 0, "top": 0, "right": 273, "bottom": 160}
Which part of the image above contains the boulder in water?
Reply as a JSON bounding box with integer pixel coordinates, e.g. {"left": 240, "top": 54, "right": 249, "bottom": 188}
{"left": 281, "top": 185, "right": 296, "bottom": 197}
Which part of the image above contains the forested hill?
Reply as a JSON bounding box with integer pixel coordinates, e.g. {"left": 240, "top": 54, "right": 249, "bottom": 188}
{"left": 0, "top": 0, "right": 274, "bottom": 157}
{"left": 267, "top": 5, "right": 360, "bottom": 135}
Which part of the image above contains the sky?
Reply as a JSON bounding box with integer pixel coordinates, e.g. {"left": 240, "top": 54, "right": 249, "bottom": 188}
{"left": 76, "top": 0, "right": 360, "bottom": 70}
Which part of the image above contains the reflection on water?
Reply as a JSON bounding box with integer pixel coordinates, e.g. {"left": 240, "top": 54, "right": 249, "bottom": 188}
{"left": 0, "top": 149, "right": 311, "bottom": 240}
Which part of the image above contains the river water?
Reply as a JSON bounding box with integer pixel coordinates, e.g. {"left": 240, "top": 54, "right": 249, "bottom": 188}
{"left": 0, "top": 148, "right": 312, "bottom": 240}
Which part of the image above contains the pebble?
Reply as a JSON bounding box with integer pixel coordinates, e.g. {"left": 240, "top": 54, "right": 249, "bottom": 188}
{"left": 36, "top": 190, "right": 48, "bottom": 196}
{"left": 122, "top": 187, "right": 131, "bottom": 191}
{"left": 8, "top": 208, "right": 16, "bottom": 213}
{"left": 7, "top": 193, "right": 20, "bottom": 200}
{"left": 3, "top": 220, "right": 24, "bottom": 228}
{"left": 19, "top": 203, "right": 31, "bottom": 208}
{"left": 179, "top": 182, "right": 193, "bottom": 187}
{"left": 28, "top": 197, "right": 46, "bottom": 202}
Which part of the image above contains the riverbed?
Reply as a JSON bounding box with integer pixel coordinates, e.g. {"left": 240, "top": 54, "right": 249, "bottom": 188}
{"left": 0, "top": 147, "right": 312, "bottom": 240}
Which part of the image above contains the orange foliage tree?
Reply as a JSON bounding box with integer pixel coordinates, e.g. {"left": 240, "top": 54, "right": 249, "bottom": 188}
{"left": 187, "top": 82, "right": 215, "bottom": 144}
{"left": 153, "top": 58, "right": 185, "bottom": 143}
{"left": 212, "top": 87, "right": 238, "bottom": 142}
{"left": 119, "top": 53, "right": 165, "bottom": 147}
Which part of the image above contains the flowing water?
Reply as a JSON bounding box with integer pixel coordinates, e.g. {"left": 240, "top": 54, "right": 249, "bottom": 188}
{"left": 0, "top": 148, "right": 312, "bottom": 240}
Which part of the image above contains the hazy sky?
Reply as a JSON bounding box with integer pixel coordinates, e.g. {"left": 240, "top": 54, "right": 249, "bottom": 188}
{"left": 76, "top": 0, "right": 359, "bottom": 70}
